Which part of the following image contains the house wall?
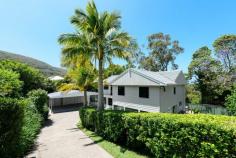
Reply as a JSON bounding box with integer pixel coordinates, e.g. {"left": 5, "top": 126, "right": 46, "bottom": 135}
{"left": 159, "top": 85, "right": 186, "bottom": 112}
{"left": 112, "top": 85, "right": 161, "bottom": 109}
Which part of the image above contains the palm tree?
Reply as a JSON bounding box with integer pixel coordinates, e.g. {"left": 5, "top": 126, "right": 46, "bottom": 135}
{"left": 58, "top": 1, "right": 136, "bottom": 110}
{"left": 59, "top": 62, "right": 96, "bottom": 106}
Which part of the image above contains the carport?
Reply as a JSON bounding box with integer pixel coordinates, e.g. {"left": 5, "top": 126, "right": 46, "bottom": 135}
{"left": 48, "top": 90, "right": 97, "bottom": 111}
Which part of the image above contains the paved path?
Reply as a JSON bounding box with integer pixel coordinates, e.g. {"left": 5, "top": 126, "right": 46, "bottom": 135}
{"left": 26, "top": 107, "right": 113, "bottom": 158}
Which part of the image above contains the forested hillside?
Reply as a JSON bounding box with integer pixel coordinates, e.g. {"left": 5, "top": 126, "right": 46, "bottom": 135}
{"left": 0, "top": 50, "right": 66, "bottom": 76}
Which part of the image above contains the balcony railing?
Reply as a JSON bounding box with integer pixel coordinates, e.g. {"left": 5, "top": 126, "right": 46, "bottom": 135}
{"left": 113, "top": 101, "right": 160, "bottom": 112}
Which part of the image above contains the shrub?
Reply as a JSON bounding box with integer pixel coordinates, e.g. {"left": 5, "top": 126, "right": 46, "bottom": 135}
{"left": 0, "top": 69, "right": 22, "bottom": 97}
{"left": 79, "top": 107, "right": 236, "bottom": 157}
{"left": 0, "top": 97, "right": 24, "bottom": 158}
{"left": 0, "top": 60, "right": 50, "bottom": 95}
{"left": 27, "top": 89, "right": 49, "bottom": 120}
{"left": 124, "top": 113, "right": 236, "bottom": 157}
{"left": 225, "top": 85, "right": 236, "bottom": 115}
{"left": 18, "top": 99, "right": 42, "bottom": 157}
{"left": 79, "top": 107, "right": 125, "bottom": 143}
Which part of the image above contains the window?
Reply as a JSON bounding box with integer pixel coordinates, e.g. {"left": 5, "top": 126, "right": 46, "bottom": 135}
{"left": 108, "top": 98, "right": 112, "bottom": 105}
{"left": 163, "top": 87, "right": 166, "bottom": 92}
{"left": 110, "top": 86, "right": 113, "bottom": 95}
{"left": 139, "top": 87, "right": 149, "bottom": 98}
{"left": 118, "top": 86, "right": 125, "bottom": 96}
{"left": 104, "top": 85, "right": 109, "bottom": 90}
{"left": 173, "top": 87, "right": 176, "bottom": 95}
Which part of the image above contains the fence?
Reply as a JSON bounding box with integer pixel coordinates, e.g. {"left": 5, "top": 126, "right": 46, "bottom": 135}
{"left": 187, "top": 104, "right": 228, "bottom": 115}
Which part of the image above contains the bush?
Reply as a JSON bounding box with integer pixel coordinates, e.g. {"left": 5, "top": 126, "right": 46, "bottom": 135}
{"left": 79, "top": 107, "right": 236, "bottom": 157}
{"left": 80, "top": 107, "right": 126, "bottom": 143}
{"left": 0, "top": 69, "right": 22, "bottom": 97}
{"left": 0, "top": 60, "right": 51, "bottom": 95}
{"left": 0, "top": 97, "right": 24, "bottom": 158}
{"left": 27, "top": 89, "right": 49, "bottom": 121}
{"left": 225, "top": 85, "right": 236, "bottom": 115}
{"left": 18, "top": 99, "right": 42, "bottom": 157}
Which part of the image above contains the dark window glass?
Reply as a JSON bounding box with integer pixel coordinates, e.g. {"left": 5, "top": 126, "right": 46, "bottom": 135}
{"left": 110, "top": 86, "right": 112, "bottom": 95}
{"left": 139, "top": 87, "right": 149, "bottom": 98}
{"left": 108, "top": 98, "right": 112, "bottom": 105}
{"left": 174, "top": 87, "right": 176, "bottom": 95}
{"left": 104, "top": 85, "right": 109, "bottom": 90}
{"left": 118, "top": 86, "right": 125, "bottom": 96}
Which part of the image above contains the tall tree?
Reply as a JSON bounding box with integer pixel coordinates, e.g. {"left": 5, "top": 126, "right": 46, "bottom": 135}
{"left": 213, "top": 34, "right": 236, "bottom": 73}
{"left": 142, "top": 32, "right": 184, "bottom": 71}
{"left": 58, "top": 1, "right": 136, "bottom": 110}
{"left": 188, "top": 46, "right": 229, "bottom": 104}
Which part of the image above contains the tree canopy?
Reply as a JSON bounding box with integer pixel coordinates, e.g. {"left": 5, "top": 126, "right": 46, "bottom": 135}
{"left": 0, "top": 69, "right": 22, "bottom": 97}
{"left": 213, "top": 34, "right": 236, "bottom": 73}
{"left": 188, "top": 46, "right": 231, "bottom": 105}
{"left": 58, "top": 0, "right": 137, "bottom": 110}
{"left": 139, "top": 33, "right": 184, "bottom": 71}
{"left": 0, "top": 60, "right": 55, "bottom": 95}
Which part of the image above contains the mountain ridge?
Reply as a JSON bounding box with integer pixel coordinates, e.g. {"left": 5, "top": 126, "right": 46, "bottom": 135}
{"left": 0, "top": 50, "right": 66, "bottom": 77}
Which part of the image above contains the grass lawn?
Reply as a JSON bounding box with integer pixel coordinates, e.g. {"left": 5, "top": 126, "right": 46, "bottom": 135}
{"left": 78, "top": 123, "right": 149, "bottom": 158}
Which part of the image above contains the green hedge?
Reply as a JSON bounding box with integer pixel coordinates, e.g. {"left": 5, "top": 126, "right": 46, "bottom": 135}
{"left": 79, "top": 107, "right": 236, "bottom": 158}
{"left": 18, "top": 99, "right": 42, "bottom": 157}
{"left": 27, "top": 89, "right": 49, "bottom": 121}
{"left": 0, "top": 97, "right": 24, "bottom": 158}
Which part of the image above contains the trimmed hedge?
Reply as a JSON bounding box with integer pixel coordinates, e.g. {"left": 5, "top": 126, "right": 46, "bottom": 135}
{"left": 79, "top": 107, "right": 236, "bottom": 158}
{"left": 27, "top": 89, "right": 49, "bottom": 121}
{"left": 18, "top": 99, "right": 42, "bottom": 157}
{"left": 0, "top": 97, "right": 24, "bottom": 158}
{"left": 80, "top": 107, "right": 126, "bottom": 143}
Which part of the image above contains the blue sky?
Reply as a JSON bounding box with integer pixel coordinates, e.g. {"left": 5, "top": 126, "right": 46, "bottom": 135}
{"left": 0, "top": 0, "right": 235, "bottom": 72}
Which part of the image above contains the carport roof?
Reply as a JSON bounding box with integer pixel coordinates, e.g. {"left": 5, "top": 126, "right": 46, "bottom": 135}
{"left": 48, "top": 90, "right": 97, "bottom": 99}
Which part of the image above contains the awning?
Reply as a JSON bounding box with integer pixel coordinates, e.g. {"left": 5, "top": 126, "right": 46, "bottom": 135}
{"left": 48, "top": 90, "right": 97, "bottom": 99}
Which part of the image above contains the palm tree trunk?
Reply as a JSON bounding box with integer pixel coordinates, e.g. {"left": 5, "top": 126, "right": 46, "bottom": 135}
{"left": 97, "top": 59, "right": 104, "bottom": 110}
{"left": 84, "top": 90, "right": 88, "bottom": 106}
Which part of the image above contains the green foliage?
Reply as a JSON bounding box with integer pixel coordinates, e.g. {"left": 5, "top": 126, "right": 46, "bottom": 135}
{"left": 79, "top": 107, "right": 125, "bottom": 143}
{"left": 225, "top": 85, "right": 236, "bottom": 115}
{"left": 18, "top": 99, "right": 42, "bottom": 157}
{"left": 0, "top": 60, "right": 54, "bottom": 95}
{"left": 139, "top": 32, "right": 184, "bottom": 71}
{"left": 213, "top": 34, "right": 236, "bottom": 72}
{"left": 0, "top": 50, "right": 66, "bottom": 76}
{"left": 80, "top": 107, "right": 236, "bottom": 157}
{"left": 58, "top": 0, "right": 137, "bottom": 109}
{"left": 0, "top": 97, "right": 24, "bottom": 158}
{"left": 188, "top": 46, "right": 231, "bottom": 104}
{"left": 0, "top": 69, "right": 22, "bottom": 97}
{"left": 104, "top": 64, "right": 126, "bottom": 78}
{"left": 79, "top": 127, "right": 148, "bottom": 158}
{"left": 186, "top": 84, "right": 201, "bottom": 104}
{"left": 27, "top": 89, "right": 49, "bottom": 121}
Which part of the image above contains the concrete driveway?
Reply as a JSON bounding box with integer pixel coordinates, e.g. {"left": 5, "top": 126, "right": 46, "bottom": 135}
{"left": 26, "top": 106, "right": 113, "bottom": 158}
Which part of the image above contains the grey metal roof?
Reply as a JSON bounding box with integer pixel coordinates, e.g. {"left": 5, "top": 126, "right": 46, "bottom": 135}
{"left": 104, "top": 75, "right": 119, "bottom": 84}
{"left": 48, "top": 90, "right": 97, "bottom": 99}
{"left": 110, "top": 68, "right": 186, "bottom": 85}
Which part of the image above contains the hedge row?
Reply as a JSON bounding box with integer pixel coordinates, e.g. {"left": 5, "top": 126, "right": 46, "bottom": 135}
{"left": 0, "top": 89, "right": 49, "bottom": 158}
{"left": 79, "top": 107, "right": 236, "bottom": 158}
{"left": 27, "top": 89, "right": 49, "bottom": 121}
{"left": 0, "top": 98, "right": 24, "bottom": 157}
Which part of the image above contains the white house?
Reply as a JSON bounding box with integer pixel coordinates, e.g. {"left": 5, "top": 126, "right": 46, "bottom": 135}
{"left": 103, "top": 68, "right": 186, "bottom": 113}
